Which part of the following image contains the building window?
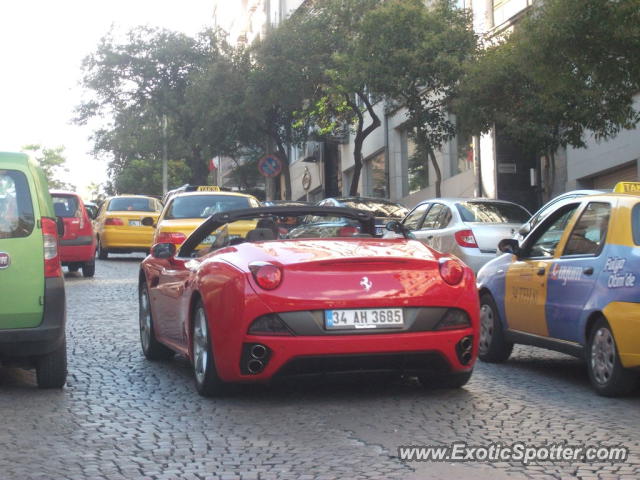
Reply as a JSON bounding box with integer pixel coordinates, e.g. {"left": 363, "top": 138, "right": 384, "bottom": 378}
{"left": 493, "top": 0, "right": 532, "bottom": 27}
{"left": 364, "top": 150, "right": 388, "bottom": 198}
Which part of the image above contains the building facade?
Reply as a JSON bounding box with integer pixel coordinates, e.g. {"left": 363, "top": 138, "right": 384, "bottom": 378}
{"left": 215, "top": 0, "right": 640, "bottom": 209}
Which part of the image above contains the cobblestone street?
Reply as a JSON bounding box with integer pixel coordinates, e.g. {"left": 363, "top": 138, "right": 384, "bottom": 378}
{"left": 0, "top": 256, "right": 638, "bottom": 480}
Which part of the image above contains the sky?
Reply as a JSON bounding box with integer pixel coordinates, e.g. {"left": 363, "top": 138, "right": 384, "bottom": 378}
{"left": 0, "top": 0, "right": 218, "bottom": 198}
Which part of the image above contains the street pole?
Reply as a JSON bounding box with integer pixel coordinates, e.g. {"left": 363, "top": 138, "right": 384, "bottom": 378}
{"left": 162, "top": 114, "right": 168, "bottom": 195}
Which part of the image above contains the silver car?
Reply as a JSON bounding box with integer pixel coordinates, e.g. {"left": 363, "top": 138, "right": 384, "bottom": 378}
{"left": 386, "top": 198, "right": 530, "bottom": 272}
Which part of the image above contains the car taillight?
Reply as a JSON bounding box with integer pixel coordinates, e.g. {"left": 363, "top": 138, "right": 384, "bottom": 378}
{"left": 249, "top": 262, "right": 283, "bottom": 290}
{"left": 42, "top": 217, "right": 62, "bottom": 278}
{"left": 105, "top": 218, "right": 124, "bottom": 226}
{"left": 439, "top": 258, "right": 464, "bottom": 285}
{"left": 337, "top": 225, "right": 359, "bottom": 237}
{"left": 156, "top": 232, "right": 187, "bottom": 245}
{"left": 454, "top": 229, "right": 478, "bottom": 248}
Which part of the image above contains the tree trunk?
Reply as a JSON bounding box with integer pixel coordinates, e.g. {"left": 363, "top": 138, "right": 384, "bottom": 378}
{"left": 347, "top": 92, "right": 381, "bottom": 197}
{"left": 427, "top": 146, "right": 442, "bottom": 198}
{"left": 274, "top": 136, "right": 292, "bottom": 200}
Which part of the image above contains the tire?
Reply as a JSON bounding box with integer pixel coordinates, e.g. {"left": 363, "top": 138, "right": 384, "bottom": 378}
{"left": 82, "top": 259, "right": 95, "bottom": 278}
{"left": 478, "top": 293, "right": 513, "bottom": 363}
{"left": 192, "top": 300, "right": 227, "bottom": 397}
{"left": 36, "top": 339, "right": 67, "bottom": 389}
{"left": 97, "top": 237, "right": 108, "bottom": 260}
{"left": 139, "top": 283, "right": 174, "bottom": 360}
{"left": 587, "top": 318, "right": 637, "bottom": 397}
{"left": 419, "top": 370, "right": 473, "bottom": 389}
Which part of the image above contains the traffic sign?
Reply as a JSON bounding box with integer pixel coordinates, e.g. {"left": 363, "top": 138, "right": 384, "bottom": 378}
{"left": 258, "top": 154, "right": 283, "bottom": 178}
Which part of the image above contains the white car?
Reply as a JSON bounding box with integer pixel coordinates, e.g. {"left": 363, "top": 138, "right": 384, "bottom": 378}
{"left": 385, "top": 198, "right": 530, "bottom": 272}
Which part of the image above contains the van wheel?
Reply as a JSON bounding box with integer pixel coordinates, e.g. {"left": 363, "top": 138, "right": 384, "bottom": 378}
{"left": 36, "top": 340, "right": 67, "bottom": 389}
{"left": 587, "top": 318, "right": 637, "bottom": 397}
{"left": 479, "top": 293, "right": 513, "bottom": 363}
{"left": 82, "top": 259, "right": 95, "bottom": 277}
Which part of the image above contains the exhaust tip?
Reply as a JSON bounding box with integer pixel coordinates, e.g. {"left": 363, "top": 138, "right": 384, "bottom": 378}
{"left": 460, "top": 336, "right": 473, "bottom": 352}
{"left": 247, "top": 359, "right": 264, "bottom": 374}
{"left": 250, "top": 344, "right": 268, "bottom": 360}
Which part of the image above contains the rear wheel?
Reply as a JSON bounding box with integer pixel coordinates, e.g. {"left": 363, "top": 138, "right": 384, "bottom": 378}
{"left": 139, "top": 283, "right": 173, "bottom": 360}
{"left": 192, "top": 301, "right": 227, "bottom": 397}
{"left": 82, "top": 259, "right": 95, "bottom": 277}
{"left": 97, "top": 238, "right": 108, "bottom": 260}
{"left": 587, "top": 318, "right": 637, "bottom": 397}
{"left": 36, "top": 340, "right": 67, "bottom": 389}
{"left": 419, "top": 370, "right": 472, "bottom": 389}
{"left": 479, "top": 293, "right": 513, "bottom": 363}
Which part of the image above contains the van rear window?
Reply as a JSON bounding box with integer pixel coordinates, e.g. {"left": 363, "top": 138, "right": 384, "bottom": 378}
{"left": 0, "top": 170, "right": 35, "bottom": 239}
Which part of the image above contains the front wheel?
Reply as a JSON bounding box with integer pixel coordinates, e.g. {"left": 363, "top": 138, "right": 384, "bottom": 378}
{"left": 36, "top": 340, "right": 67, "bottom": 389}
{"left": 478, "top": 293, "right": 513, "bottom": 363}
{"left": 192, "top": 301, "right": 227, "bottom": 397}
{"left": 587, "top": 318, "right": 637, "bottom": 397}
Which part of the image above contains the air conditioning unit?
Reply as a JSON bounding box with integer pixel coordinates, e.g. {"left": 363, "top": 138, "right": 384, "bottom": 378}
{"left": 303, "top": 141, "right": 323, "bottom": 163}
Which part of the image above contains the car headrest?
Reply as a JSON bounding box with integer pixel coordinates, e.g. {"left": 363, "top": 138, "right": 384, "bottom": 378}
{"left": 246, "top": 228, "right": 276, "bottom": 242}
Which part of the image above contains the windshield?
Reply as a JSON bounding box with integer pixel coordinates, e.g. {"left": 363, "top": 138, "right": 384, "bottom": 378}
{"left": 108, "top": 197, "right": 154, "bottom": 212}
{"left": 166, "top": 194, "right": 252, "bottom": 219}
{"left": 339, "top": 199, "right": 408, "bottom": 218}
{"left": 456, "top": 201, "right": 530, "bottom": 224}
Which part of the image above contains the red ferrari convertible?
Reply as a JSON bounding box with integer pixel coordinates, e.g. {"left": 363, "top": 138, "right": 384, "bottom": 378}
{"left": 138, "top": 206, "right": 479, "bottom": 396}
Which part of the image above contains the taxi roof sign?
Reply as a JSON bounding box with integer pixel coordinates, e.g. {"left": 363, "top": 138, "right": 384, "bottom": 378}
{"left": 196, "top": 185, "right": 221, "bottom": 192}
{"left": 613, "top": 182, "right": 640, "bottom": 194}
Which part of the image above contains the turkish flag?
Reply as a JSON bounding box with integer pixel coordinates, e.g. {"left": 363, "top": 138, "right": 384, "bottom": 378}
{"left": 209, "top": 157, "right": 217, "bottom": 171}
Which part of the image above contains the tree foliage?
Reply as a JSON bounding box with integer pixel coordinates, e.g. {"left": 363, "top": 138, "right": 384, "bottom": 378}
{"left": 22, "top": 144, "right": 75, "bottom": 190}
{"left": 454, "top": 0, "right": 640, "bottom": 196}
{"left": 354, "top": 0, "right": 476, "bottom": 197}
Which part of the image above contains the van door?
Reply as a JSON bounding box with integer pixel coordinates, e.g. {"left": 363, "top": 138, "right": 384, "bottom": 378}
{"left": 0, "top": 168, "right": 44, "bottom": 329}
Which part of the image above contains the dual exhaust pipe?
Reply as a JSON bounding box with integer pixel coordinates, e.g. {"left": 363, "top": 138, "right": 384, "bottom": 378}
{"left": 456, "top": 335, "right": 473, "bottom": 365}
{"left": 243, "top": 343, "right": 270, "bottom": 375}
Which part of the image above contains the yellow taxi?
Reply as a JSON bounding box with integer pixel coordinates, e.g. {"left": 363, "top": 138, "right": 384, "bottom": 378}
{"left": 148, "top": 190, "right": 261, "bottom": 248}
{"left": 477, "top": 182, "right": 640, "bottom": 396}
{"left": 95, "top": 195, "right": 163, "bottom": 259}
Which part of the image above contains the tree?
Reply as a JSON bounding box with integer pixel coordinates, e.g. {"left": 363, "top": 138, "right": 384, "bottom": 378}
{"left": 22, "top": 145, "right": 75, "bottom": 190}
{"left": 290, "top": 0, "right": 384, "bottom": 196}
{"left": 454, "top": 0, "right": 640, "bottom": 199}
{"left": 76, "top": 27, "right": 221, "bottom": 192}
{"left": 353, "top": 0, "right": 477, "bottom": 197}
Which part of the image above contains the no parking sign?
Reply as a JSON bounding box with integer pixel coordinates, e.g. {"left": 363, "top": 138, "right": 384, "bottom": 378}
{"left": 258, "top": 154, "right": 283, "bottom": 178}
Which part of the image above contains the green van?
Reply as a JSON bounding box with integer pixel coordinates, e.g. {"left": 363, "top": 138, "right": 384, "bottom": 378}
{"left": 0, "top": 152, "right": 67, "bottom": 388}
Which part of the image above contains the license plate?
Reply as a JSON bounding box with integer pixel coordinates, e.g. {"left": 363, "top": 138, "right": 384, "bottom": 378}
{"left": 128, "top": 220, "right": 141, "bottom": 226}
{"left": 325, "top": 308, "right": 404, "bottom": 330}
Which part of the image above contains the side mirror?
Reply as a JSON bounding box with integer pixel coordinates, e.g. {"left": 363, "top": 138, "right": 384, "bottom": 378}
{"left": 141, "top": 217, "right": 155, "bottom": 227}
{"left": 56, "top": 217, "right": 65, "bottom": 236}
{"left": 151, "top": 242, "right": 176, "bottom": 259}
{"left": 385, "top": 220, "right": 413, "bottom": 239}
{"left": 498, "top": 238, "right": 520, "bottom": 256}
{"left": 518, "top": 223, "right": 531, "bottom": 236}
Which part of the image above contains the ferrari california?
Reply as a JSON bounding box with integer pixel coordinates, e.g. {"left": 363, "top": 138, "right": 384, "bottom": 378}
{"left": 138, "top": 206, "right": 479, "bottom": 396}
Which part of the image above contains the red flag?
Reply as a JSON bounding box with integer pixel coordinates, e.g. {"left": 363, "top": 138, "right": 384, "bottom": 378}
{"left": 209, "top": 158, "right": 217, "bottom": 171}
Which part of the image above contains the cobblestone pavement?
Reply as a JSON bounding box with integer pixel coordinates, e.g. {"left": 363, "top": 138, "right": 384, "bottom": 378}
{"left": 0, "top": 255, "right": 638, "bottom": 480}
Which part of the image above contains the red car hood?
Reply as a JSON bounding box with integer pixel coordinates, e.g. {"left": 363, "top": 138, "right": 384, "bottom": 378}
{"left": 212, "top": 238, "right": 462, "bottom": 309}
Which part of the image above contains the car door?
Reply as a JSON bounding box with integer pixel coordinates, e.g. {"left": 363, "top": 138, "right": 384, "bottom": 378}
{"left": 544, "top": 201, "right": 611, "bottom": 343}
{"left": 151, "top": 257, "right": 192, "bottom": 352}
{"left": 504, "top": 203, "right": 581, "bottom": 336}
